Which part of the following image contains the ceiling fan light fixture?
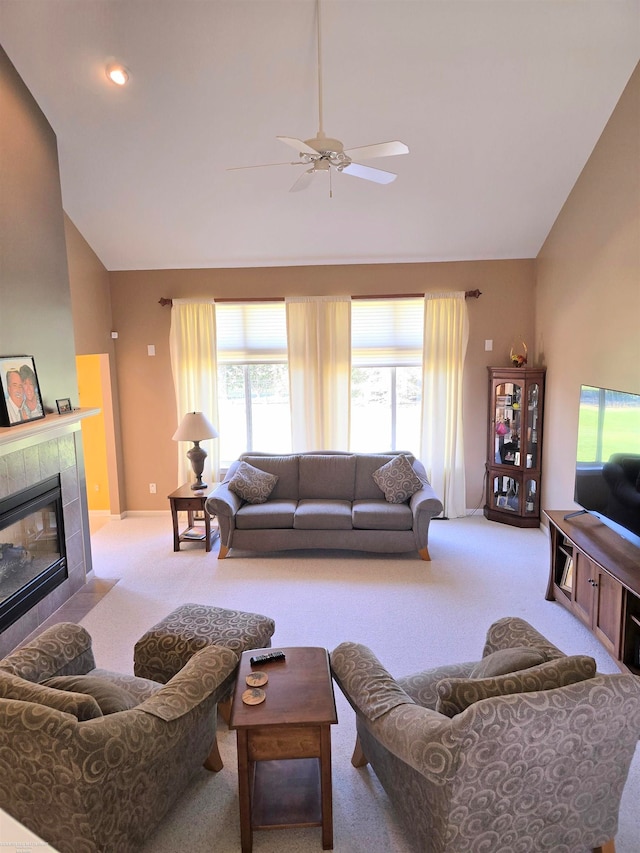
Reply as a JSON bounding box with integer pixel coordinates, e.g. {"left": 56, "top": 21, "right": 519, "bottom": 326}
{"left": 106, "top": 64, "right": 129, "bottom": 86}
{"left": 229, "top": 0, "right": 408, "bottom": 192}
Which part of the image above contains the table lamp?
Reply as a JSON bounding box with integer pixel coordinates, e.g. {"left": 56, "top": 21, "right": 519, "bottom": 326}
{"left": 172, "top": 412, "right": 219, "bottom": 490}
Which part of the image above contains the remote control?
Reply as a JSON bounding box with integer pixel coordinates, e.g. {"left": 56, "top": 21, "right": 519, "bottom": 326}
{"left": 250, "top": 650, "right": 286, "bottom": 666}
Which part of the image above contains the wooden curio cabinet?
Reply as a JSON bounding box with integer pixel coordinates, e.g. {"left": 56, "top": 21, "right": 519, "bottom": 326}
{"left": 484, "top": 366, "right": 546, "bottom": 528}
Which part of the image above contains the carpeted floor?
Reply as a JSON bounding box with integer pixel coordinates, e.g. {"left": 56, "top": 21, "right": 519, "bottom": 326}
{"left": 82, "top": 513, "right": 639, "bottom": 853}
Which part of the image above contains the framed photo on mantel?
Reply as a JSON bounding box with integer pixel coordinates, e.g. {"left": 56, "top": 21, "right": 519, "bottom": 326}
{"left": 0, "top": 355, "right": 46, "bottom": 427}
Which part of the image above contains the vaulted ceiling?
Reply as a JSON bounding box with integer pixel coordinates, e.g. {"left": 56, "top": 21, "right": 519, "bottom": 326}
{"left": 1, "top": 0, "right": 638, "bottom": 270}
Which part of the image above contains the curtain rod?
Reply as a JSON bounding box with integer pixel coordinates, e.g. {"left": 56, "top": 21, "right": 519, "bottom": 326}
{"left": 158, "top": 290, "right": 481, "bottom": 307}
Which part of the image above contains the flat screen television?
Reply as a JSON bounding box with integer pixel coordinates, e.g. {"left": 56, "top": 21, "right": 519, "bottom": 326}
{"left": 573, "top": 385, "right": 640, "bottom": 547}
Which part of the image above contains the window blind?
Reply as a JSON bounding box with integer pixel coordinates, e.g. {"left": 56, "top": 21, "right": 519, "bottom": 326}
{"left": 351, "top": 298, "right": 423, "bottom": 366}
{"left": 216, "top": 302, "right": 287, "bottom": 363}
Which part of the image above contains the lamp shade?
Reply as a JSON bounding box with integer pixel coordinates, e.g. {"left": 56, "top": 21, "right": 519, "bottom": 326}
{"left": 172, "top": 412, "right": 219, "bottom": 442}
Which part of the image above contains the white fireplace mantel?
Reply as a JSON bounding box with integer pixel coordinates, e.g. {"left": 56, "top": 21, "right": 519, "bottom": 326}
{"left": 0, "top": 408, "right": 100, "bottom": 457}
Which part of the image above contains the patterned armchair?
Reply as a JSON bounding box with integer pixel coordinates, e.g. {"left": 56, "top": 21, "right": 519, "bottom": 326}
{"left": 331, "top": 616, "right": 640, "bottom": 853}
{"left": 0, "top": 622, "right": 239, "bottom": 853}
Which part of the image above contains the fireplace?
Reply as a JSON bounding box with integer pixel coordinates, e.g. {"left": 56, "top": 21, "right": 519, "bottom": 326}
{"left": 0, "top": 476, "right": 67, "bottom": 633}
{"left": 0, "top": 410, "right": 95, "bottom": 655}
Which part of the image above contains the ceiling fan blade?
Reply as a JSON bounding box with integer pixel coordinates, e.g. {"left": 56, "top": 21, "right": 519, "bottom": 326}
{"left": 289, "top": 168, "right": 315, "bottom": 192}
{"left": 227, "top": 161, "right": 302, "bottom": 171}
{"left": 343, "top": 140, "right": 409, "bottom": 160}
{"left": 341, "top": 162, "right": 397, "bottom": 184}
{"left": 277, "top": 136, "right": 320, "bottom": 156}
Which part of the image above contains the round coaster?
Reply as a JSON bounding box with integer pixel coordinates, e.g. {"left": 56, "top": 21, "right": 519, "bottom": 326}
{"left": 242, "top": 687, "right": 266, "bottom": 706}
{"left": 246, "top": 671, "right": 268, "bottom": 687}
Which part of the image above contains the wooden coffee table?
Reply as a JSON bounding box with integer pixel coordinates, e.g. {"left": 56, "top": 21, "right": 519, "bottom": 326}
{"left": 229, "top": 646, "right": 338, "bottom": 852}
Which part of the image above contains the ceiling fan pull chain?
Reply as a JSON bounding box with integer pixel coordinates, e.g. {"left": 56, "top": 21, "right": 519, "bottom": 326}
{"left": 316, "top": 0, "right": 324, "bottom": 137}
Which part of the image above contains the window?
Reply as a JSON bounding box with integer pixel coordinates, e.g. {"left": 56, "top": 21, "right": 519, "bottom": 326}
{"left": 351, "top": 299, "right": 423, "bottom": 452}
{"left": 216, "top": 303, "right": 291, "bottom": 464}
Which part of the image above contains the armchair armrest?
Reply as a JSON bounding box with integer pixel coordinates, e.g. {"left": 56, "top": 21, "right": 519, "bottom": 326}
{"left": 331, "top": 642, "right": 416, "bottom": 721}
{"left": 140, "top": 644, "right": 239, "bottom": 722}
{"left": 364, "top": 701, "right": 456, "bottom": 781}
{"left": 482, "top": 616, "right": 564, "bottom": 661}
{"left": 0, "top": 622, "right": 95, "bottom": 681}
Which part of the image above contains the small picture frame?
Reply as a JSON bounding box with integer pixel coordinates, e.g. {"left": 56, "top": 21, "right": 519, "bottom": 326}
{"left": 0, "top": 355, "right": 45, "bottom": 426}
{"left": 56, "top": 398, "right": 73, "bottom": 414}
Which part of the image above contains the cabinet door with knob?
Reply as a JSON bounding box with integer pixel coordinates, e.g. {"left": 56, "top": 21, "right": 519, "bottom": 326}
{"left": 573, "top": 552, "right": 623, "bottom": 658}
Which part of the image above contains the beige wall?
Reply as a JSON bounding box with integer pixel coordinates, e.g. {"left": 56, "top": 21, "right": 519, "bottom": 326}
{"left": 536, "top": 62, "right": 640, "bottom": 513}
{"left": 109, "top": 261, "right": 535, "bottom": 511}
{"left": 0, "top": 46, "right": 78, "bottom": 407}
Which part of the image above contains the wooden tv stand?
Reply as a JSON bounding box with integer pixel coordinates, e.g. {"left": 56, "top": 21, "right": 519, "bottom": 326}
{"left": 544, "top": 510, "right": 640, "bottom": 675}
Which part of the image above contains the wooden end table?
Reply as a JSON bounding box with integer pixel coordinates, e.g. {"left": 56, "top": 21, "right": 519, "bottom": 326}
{"left": 230, "top": 647, "right": 338, "bottom": 852}
{"left": 168, "top": 484, "right": 219, "bottom": 552}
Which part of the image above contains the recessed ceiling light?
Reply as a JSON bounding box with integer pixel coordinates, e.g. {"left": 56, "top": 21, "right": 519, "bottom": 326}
{"left": 106, "top": 64, "right": 129, "bottom": 86}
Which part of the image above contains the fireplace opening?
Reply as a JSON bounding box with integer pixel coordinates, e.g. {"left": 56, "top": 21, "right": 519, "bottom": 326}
{"left": 0, "top": 476, "right": 67, "bottom": 633}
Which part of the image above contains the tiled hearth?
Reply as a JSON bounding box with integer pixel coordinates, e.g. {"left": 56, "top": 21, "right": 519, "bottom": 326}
{"left": 0, "top": 409, "right": 97, "bottom": 656}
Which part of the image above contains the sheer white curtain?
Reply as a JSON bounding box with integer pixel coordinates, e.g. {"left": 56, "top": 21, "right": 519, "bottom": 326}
{"left": 285, "top": 296, "right": 351, "bottom": 451}
{"left": 420, "top": 292, "right": 469, "bottom": 518}
{"left": 169, "top": 299, "right": 219, "bottom": 486}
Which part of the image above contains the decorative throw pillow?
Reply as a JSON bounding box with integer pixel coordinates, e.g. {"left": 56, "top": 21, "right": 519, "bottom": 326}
{"left": 435, "top": 654, "right": 597, "bottom": 718}
{"left": 470, "top": 647, "right": 546, "bottom": 679}
{"left": 43, "top": 675, "right": 139, "bottom": 715}
{"left": 228, "top": 461, "right": 279, "bottom": 504}
{"left": 0, "top": 670, "right": 102, "bottom": 721}
{"left": 372, "top": 455, "right": 423, "bottom": 504}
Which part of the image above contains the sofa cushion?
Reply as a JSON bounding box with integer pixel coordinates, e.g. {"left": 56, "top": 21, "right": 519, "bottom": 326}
{"left": 0, "top": 670, "right": 103, "bottom": 720}
{"left": 298, "top": 455, "right": 357, "bottom": 501}
{"left": 373, "top": 454, "right": 423, "bottom": 503}
{"left": 236, "top": 499, "right": 297, "bottom": 529}
{"left": 241, "top": 454, "right": 300, "bottom": 499}
{"left": 228, "top": 461, "right": 279, "bottom": 504}
{"left": 435, "top": 654, "right": 597, "bottom": 718}
{"left": 42, "top": 675, "right": 139, "bottom": 715}
{"left": 352, "top": 499, "right": 413, "bottom": 531}
{"left": 470, "top": 646, "right": 546, "bottom": 679}
{"left": 294, "top": 499, "right": 353, "bottom": 530}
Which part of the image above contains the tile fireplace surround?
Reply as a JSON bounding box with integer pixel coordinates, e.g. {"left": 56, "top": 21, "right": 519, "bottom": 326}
{"left": 0, "top": 409, "right": 97, "bottom": 657}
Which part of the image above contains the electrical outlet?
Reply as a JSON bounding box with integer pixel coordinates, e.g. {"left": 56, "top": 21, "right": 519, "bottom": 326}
{"left": 94, "top": 484, "right": 99, "bottom": 492}
{"left": 147, "top": 344, "right": 156, "bottom": 356}
{"left": 149, "top": 483, "right": 157, "bottom": 494}
{"left": 485, "top": 339, "right": 493, "bottom": 351}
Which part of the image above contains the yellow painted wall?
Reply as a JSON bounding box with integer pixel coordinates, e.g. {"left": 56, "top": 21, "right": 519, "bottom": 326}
{"left": 77, "top": 354, "right": 110, "bottom": 511}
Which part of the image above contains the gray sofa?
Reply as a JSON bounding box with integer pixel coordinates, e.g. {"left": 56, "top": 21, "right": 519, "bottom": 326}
{"left": 206, "top": 451, "right": 443, "bottom": 560}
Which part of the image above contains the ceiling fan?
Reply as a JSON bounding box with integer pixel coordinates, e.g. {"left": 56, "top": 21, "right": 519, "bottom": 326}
{"left": 228, "top": 0, "right": 409, "bottom": 195}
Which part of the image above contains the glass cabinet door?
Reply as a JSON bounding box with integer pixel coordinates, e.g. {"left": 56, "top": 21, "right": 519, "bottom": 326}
{"left": 524, "top": 478, "right": 538, "bottom": 515}
{"left": 492, "top": 475, "right": 520, "bottom": 512}
{"left": 525, "top": 382, "right": 540, "bottom": 469}
{"left": 494, "top": 381, "right": 522, "bottom": 466}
